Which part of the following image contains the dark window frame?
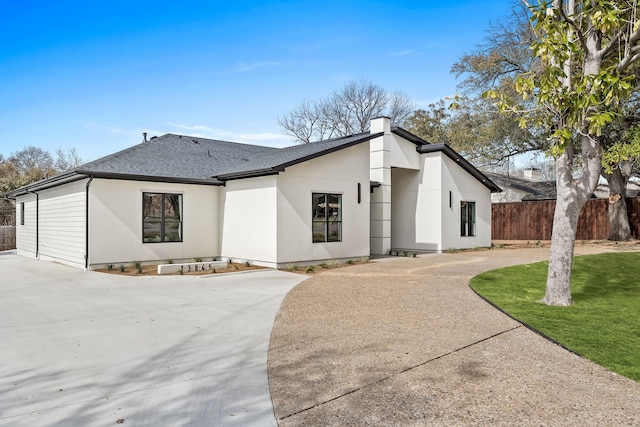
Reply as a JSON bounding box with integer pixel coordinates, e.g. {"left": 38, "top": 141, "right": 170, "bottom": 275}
{"left": 460, "top": 201, "right": 476, "bottom": 237}
{"left": 20, "top": 202, "right": 25, "bottom": 225}
{"left": 312, "top": 193, "right": 342, "bottom": 243}
{"left": 142, "top": 192, "right": 183, "bottom": 243}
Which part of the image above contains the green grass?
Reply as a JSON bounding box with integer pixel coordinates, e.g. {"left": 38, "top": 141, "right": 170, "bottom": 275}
{"left": 470, "top": 252, "right": 640, "bottom": 382}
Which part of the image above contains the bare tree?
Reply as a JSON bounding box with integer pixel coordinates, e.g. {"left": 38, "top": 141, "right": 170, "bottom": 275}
{"left": 54, "top": 147, "right": 84, "bottom": 172}
{"left": 279, "top": 80, "right": 414, "bottom": 143}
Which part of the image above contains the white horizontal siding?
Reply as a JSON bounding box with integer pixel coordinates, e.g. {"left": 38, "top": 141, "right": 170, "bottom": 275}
{"left": 15, "top": 194, "right": 37, "bottom": 257}
{"left": 38, "top": 180, "right": 87, "bottom": 267}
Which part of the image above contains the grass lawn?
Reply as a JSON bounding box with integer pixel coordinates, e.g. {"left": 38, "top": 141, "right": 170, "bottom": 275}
{"left": 470, "top": 252, "right": 640, "bottom": 382}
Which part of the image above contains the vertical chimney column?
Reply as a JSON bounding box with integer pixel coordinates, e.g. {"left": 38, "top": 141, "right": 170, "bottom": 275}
{"left": 369, "top": 117, "right": 392, "bottom": 255}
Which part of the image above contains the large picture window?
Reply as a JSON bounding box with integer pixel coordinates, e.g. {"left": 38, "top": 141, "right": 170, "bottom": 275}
{"left": 460, "top": 201, "right": 476, "bottom": 237}
{"left": 312, "top": 193, "right": 342, "bottom": 243}
{"left": 143, "top": 193, "right": 183, "bottom": 243}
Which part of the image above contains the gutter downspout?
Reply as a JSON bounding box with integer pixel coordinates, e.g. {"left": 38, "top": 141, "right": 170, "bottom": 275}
{"left": 85, "top": 177, "right": 93, "bottom": 270}
{"left": 27, "top": 190, "right": 39, "bottom": 258}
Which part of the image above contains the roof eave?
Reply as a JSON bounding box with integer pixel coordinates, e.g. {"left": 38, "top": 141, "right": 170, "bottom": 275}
{"left": 76, "top": 170, "right": 225, "bottom": 186}
{"left": 417, "top": 143, "right": 503, "bottom": 193}
{"left": 4, "top": 171, "right": 84, "bottom": 198}
{"left": 390, "top": 127, "right": 430, "bottom": 146}
{"left": 215, "top": 132, "right": 383, "bottom": 181}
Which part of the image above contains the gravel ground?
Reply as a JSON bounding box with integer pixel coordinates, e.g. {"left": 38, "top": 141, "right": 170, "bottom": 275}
{"left": 268, "top": 242, "right": 640, "bottom": 426}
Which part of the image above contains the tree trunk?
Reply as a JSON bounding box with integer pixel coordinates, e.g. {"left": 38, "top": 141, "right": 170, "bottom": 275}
{"left": 603, "top": 165, "right": 632, "bottom": 241}
{"left": 544, "top": 151, "right": 579, "bottom": 306}
{"left": 544, "top": 133, "right": 601, "bottom": 306}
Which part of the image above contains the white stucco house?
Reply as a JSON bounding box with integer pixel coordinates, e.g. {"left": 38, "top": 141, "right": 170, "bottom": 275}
{"left": 7, "top": 117, "right": 501, "bottom": 270}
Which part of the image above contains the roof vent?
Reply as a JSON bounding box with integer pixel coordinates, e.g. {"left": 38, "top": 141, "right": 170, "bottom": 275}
{"left": 143, "top": 132, "right": 148, "bottom": 143}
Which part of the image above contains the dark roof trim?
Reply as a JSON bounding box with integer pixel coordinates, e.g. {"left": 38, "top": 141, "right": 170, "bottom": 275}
{"left": 215, "top": 132, "right": 383, "bottom": 181}
{"left": 5, "top": 170, "right": 224, "bottom": 198}
{"left": 75, "top": 170, "right": 225, "bottom": 186}
{"left": 5, "top": 171, "right": 85, "bottom": 198}
{"left": 391, "top": 127, "right": 429, "bottom": 146}
{"left": 417, "top": 143, "right": 502, "bottom": 193}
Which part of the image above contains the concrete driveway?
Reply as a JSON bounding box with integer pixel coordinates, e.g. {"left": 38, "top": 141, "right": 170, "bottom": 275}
{"left": 0, "top": 251, "right": 306, "bottom": 427}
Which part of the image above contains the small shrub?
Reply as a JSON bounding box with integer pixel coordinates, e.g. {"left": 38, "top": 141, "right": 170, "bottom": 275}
{"left": 360, "top": 256, "right": 369, "bottom": 263}
{"left": 287, "top": 262, "right": 298, "bottom": 271}
{"left": 193, "top": 257, "right": 203, "bottom": 263}
{"left": 165, "top": 259, "right": 173, "bottom": 265}
{"left": 106, "top": 264, "right": 114, "bottom": 271}
{"left": 328, "top": 259, "right": 341, "bottom": 268}
{"left": 133, "top": 261, "right": 142, "bottom": 274}
{"left": 119, "top": 264, "right": 126, "bottom": 272}
{"left": 234, "top": 265, "right": 239, "bottom": 270}
{"left": 346, "top": 259, "right": 354, "bottom": 265}
{"left": 177, "top": 268, "right": 184, "bottom": 275}
{"left": 412, "top": 252, "right": 417, "bottom": 257}
{"left": 305, "top": 265, "right": 316, "bottom": 273}
{"left": 212, "top": 268, "right": 216, "bottom": 273}
{"left": 319, "top": 262, "right": 329, "bottom": 269}
{"left": 402, "top": 251, "right": 408, "bottom": 257}
{"left": 245, "top": 260, "right": 252, "bottom": 267}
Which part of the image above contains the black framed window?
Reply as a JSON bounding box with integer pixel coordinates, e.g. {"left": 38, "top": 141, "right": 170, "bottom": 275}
{"left": 20, "top": 202, "right": 25, "bottom": 225}
{"left": 460, "top": 201, "right": 476, "bottom": 237}
{"left": 312, "top": 193, "right": 342, "bottom": 242}
{"left": 143, "top": 193, "right": 183, "bottom": 243}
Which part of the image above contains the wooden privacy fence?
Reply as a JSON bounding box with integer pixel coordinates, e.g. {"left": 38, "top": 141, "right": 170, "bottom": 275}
{"left": 0, "top": 226, "right": 16, "bottom": 251}
{"left": 492, "top": 197, "right": 640, "bottom": 241}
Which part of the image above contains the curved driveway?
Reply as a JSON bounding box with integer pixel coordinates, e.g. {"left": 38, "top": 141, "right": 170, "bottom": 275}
{"left": 0, "top": 251, "right": 305, "bottom": 427}
{"left": 269, "top": 245, "right": 640, "bottom": 426}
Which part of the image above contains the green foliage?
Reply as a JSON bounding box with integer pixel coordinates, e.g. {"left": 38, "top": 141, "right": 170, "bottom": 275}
{"left": 360, "top": 256, "right": 369, "bottom": 263}
{"left": 106, "top": 264, "right": 114, "bottom": 271}
{"left": 245, "top": 260, "right": 252, "bottom": 267}
{"left": 346, "top": 259, "right": 354, "bottom": 265}
{"left": 470, "top": 252, "right": 640, "bottom": 381}
{"left": 505, "top": 1, "right": 640, "bottom": 154}
{"left": 193, "top": 257, "right": 203, "bottom": 263}
{"left": 119, "top": 264, "right": 126, "bottom": 272}
{"left": 305, "top": 265, "right": 316, "bottom": 273}
{"left": 286, "top": 262, "right": 298, "bottom": 271}
{"left": 327, "top": 259, "right": 341, "bottom": 268}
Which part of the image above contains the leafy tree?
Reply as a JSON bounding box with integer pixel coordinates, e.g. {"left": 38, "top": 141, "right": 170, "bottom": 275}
{"left": 494, "top": 0, "right": 640, "bottom": 305}
{"left": 279, "top": 80, "right": 414, "bottom": 143}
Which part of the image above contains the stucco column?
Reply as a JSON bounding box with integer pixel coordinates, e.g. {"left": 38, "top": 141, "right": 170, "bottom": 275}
{"left": 370, "top": 117, "right": 391, "bottom": 255}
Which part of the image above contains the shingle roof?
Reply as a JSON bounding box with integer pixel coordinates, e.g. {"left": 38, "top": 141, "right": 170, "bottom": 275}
{"left": 5, "top": 131, "right": 382, "bottom": 196}
{"left": 484, "top": 172, "right": 556, "bottom": 200}
{"left": 77, "top": 134, "right": 279, "bottom": 181}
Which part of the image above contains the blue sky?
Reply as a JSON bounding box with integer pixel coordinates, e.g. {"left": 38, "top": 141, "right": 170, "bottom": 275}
{"left": 1, "top": 0, "right": 514, "bottom": 162}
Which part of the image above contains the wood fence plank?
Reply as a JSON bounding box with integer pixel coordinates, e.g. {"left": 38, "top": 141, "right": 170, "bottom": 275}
{"left": 492, "top": 198, "right": 639, "bottom": 241}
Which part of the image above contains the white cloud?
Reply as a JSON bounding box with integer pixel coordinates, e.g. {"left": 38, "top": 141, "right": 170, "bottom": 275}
{"left": 166, "top": 122, "right": 291, "bottom": 148}
{"left": 235, "top": 61, "right": 282, "bottom": 72}
{"left": 389, "top": 50, "right": 424, "bottom": 57}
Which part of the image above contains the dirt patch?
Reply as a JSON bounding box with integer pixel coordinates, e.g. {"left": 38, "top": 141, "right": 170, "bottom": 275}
{"left": 95, "top": 262, "right": 266, "bottom": 276}
{"left": 492, "top": 239, "right": 640, "bottom": 251}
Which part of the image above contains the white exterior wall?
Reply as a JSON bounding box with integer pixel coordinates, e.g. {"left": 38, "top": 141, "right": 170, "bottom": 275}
{"left": 15, "top": 193, "right": 38, "bottom": 258}
{"left": 38, "top": 180, "right": 87, "bottom": 268}
{"left": 219, "top": 176, "right": 278, "bottom": 266}
{"left": 88, "top": 179, "right": 219, "bottom": 267}
{"left": 391, "top": 156, "right": 443, "bottom": 252}
{"left": 440, "top": 155, "right": 492, "bottom": 249}
{"left": 276, "top": 143, "right": 370, "bottom": 265}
